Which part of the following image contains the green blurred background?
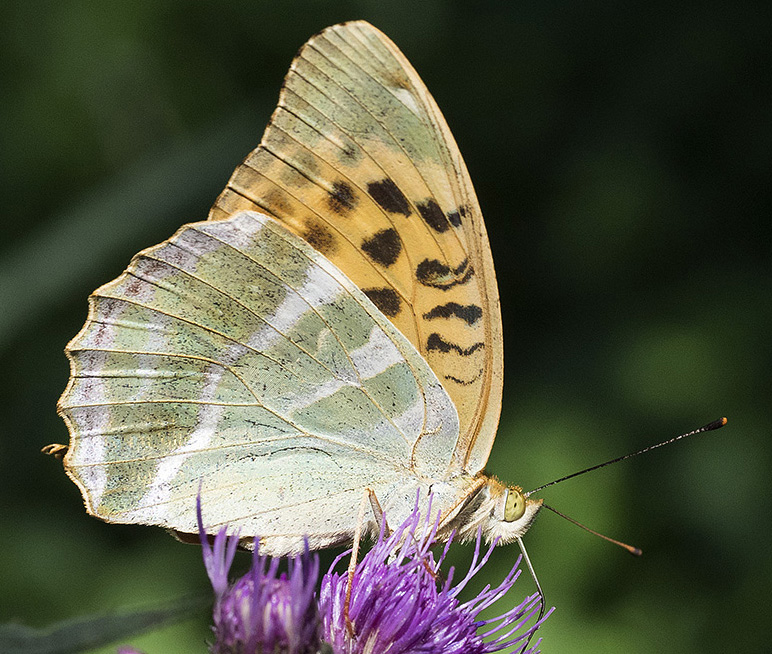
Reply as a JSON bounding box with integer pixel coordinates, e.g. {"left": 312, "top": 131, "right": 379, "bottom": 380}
{"left": 2, "top": 1, "right": 770, "bottom": 652}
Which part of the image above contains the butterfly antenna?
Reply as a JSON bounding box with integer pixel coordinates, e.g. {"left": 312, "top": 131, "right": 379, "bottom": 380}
{"left": 517, "top": 537, "right": 545, "bottom": 654}
{"left": 526, "top": 417, "right": 727, "bottom": 495}
{"left": 542, "top": 503, "right": 642, "bottom": 556}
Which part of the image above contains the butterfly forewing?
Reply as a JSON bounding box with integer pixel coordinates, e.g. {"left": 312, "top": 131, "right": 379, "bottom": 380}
{"left": 210, "top": 21, "right": 503, "bottom": 475}
{"left": 59, "top": 212, "right": 462, "bottom": 553}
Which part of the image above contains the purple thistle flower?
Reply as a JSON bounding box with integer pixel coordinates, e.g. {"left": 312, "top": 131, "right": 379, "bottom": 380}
{"left": 319, "top": 502, "right": 552, "bottom": 654}
{"left": 196, "top": 496, "right": 551, "bottom": 654}
{"left": 197, "top": 497, "right": 322, "bottom": 654}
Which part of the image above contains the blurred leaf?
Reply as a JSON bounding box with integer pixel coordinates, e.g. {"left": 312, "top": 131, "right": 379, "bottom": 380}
{"left": 0, "top": 595, "right": 209, "bottom": 654}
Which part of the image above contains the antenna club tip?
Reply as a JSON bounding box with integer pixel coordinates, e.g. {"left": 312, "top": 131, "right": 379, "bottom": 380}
{"left": 706, "top": 417, "right": 728, "bottom": 431}
{"left": 630, "top": 546, "right": 643, "bottom": 557}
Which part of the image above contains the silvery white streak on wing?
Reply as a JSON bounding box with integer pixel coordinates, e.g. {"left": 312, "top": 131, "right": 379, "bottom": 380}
{"left": 248, "top": 272, "right": 346, "bottom": 366}
{"left": 312, "top": 326, "right": 358, "bottom": 384}
{"left": 67, "top": 350, "right": 112, "bottom": 509}
{"left": 135, "top": 309, "right": 251, "bottom": 517}
{"left": 349, "top": 325, "right": 403, "bottom": 380}
{"left": 154, "top": 225, "right": 222, "bottom": 270}
{"left": 228, "top": 214, "right": 400, "bottom": 385}
{"left": 134, "top": 409, "right": 224, "bottom": 521}
{"left": 135, "top": 364, "right": 228, "bottom": 520}
{"left": 133, "top": 312, "right": 173, "bottom": 403}
{"left": 269, "top": 291, "right": 315, "bottom": 336}
{"left": 409, "top": 377, "right": 461, "bottom": 478}
{"left": 195, "top": 210, "right": 265, "bottom": 251}
{"left": 391, "top": 396, "right": 424, "bottom": 442}
{"left": 72, "top": 403, "right": 109, "bottom": 505}
{"left": 154, "top": 214, "right": 354, "bottom": 392}
{"left": 198, "top": 213, "right": 347, "bottom": 347}
{"left": 424, "top": 380, "right": 458, "bottom": 438}
{"left": 285, "top": 377, "right": 353, "bottom": 414}
{"left": 392, "top": 86, "right": 422, "bottom": 117}
{"left": 243, "top": 279, "right": 341, "bottom": 354}
{"left": 244, "top": 311, "right": 295, "bottom": 352}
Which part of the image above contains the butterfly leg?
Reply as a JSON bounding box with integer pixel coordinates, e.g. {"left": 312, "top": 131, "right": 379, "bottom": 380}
{"left": 367, "top": 489, "right": 434, "bottom": 578}
{"left": 345, "top": 487, "right": 388, "bottom": 635}
{"left": 367, "top": 487, "right": 388, "bottom": 535}
{"left": 516, "top": 536, "right": 547, "bottom": 654}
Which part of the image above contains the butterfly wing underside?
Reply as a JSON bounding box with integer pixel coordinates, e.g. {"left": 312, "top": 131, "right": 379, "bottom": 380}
{"left": 58, "top": 212, "right": 461, "bottom": 554}
{"left": 210, "top": 21, "right": 504, "bottom": 475}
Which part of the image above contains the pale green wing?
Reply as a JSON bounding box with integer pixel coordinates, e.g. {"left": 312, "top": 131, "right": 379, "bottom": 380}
{"left": 210, "top": 21, "right": 504, "bottom": 476}
{"left": 58, "top": 211, "right": 460, "bottom": 554}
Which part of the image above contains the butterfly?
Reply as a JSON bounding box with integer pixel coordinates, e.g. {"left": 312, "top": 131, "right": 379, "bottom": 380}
{"left": 55, "top": 20, "right": 543, "bottom": 555}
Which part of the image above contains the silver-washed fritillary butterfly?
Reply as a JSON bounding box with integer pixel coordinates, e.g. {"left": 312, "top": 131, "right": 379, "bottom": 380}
{"left": 55, "top": 21, "right": 542, "bottom": 555}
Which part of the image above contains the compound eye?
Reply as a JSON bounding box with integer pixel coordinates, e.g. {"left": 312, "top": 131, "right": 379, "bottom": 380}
{"left": 504, "top": 487, "right": 526, "bottom": 522}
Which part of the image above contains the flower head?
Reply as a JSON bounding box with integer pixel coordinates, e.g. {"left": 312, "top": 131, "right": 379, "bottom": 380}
{"left": 319, "top": 500, "right": 551, "bottom": 654}
{"left": 197, "top": 498, "right": 322, "bottom": 654}
{"left": 196, "top": 495, "right": 551, "bottom": 654}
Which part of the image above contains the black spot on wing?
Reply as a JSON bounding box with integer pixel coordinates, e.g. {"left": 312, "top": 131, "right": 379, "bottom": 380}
{"left": 367, "top": 178, "right": 411, "bottom": 216}
{"left": 264, "top": 189, "right": 295, "bottom": 217}
{"left": 423, "top": 302, "right": 483, "bottom": 325}
{"left": 328, "top": 181, "right": 356, "bottom": 214}
{"left": 426, "top": 333, "right": 484, "bottom": 356}
{"left": 291, "top": 151, "right": 321, "bottom": 179}
{"left": 339, "top": 144, "right": 361, "bottom": 164}
{"left": 447, "top": 205, "right": 468, "bottom": 227}
{"left": 417, "top": 199, "right": 449, "bottom": 233}
{"left": 362, "top": 228, "right": 402, "bottom": 267}
{"left": 363, "top": 287, "right": 402, "bottom": 318}
{"left": 301, "top": 217, "right": 337, "bottom": 256}
{"left": 445, "top": 368, "right": 484, "bottom": 385}
{"left": 415, "top": 258, "right": 474, "bottom": 290}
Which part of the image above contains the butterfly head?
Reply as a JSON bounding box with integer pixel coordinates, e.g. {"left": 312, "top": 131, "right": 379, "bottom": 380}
{"left": 454, "top": 477, "right": 542, "bottom": 545}
{"left": 480, "top": 479, "right": 542, "bottom": 544}
{"left": 488, "top": 481, "right": 543, "bottom": 544}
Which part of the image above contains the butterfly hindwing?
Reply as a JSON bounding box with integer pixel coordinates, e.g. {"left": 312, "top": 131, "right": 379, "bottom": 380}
{"left": 210, "top": 21, "right": 504, "bottom": 474}
{"left": 59, "top": 211, "right": 460, "bottom": 553}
